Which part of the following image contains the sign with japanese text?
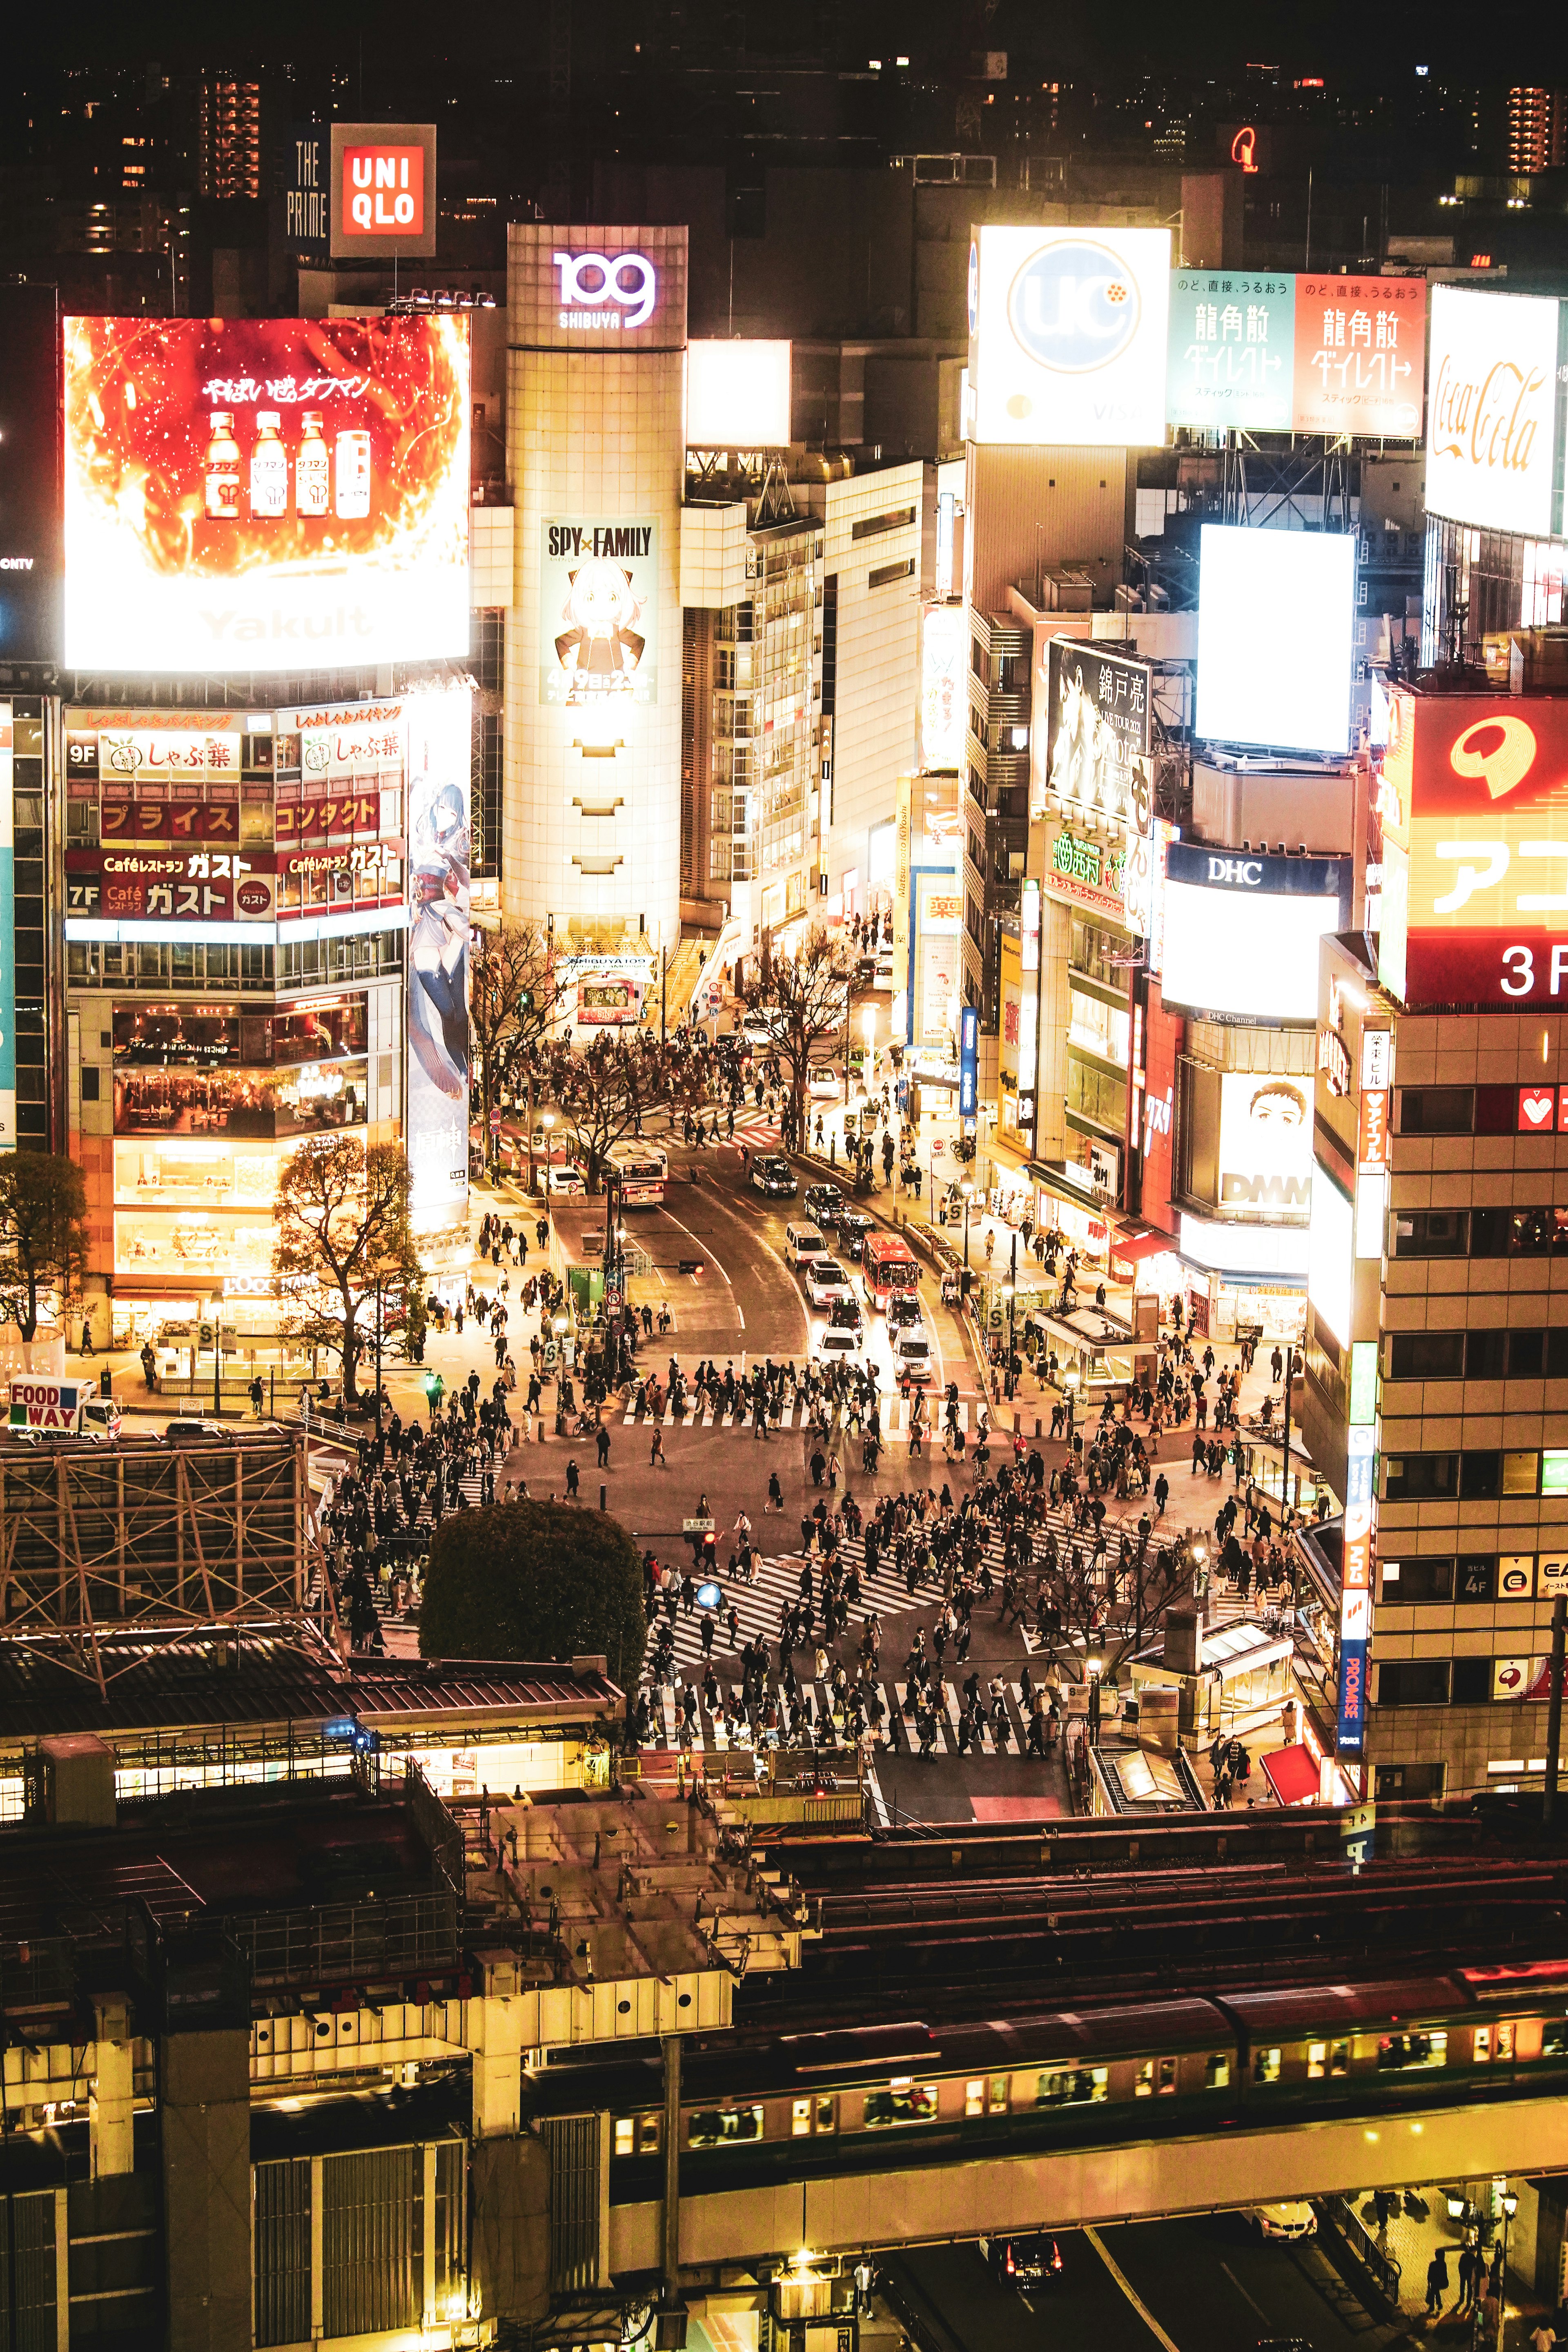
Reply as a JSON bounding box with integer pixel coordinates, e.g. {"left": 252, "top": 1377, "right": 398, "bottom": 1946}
{"left": 1167, "top": 271, "right": 1295, "bottom": 430}
{"left": 1043, "top": 824, "right": 1127, "bottom": 925}
{"left": 1046, "top": 638, "right": 1153, "bottom": 837}
{"left": 67, "top": 848, "right": 274, "bottom": 924}
{"left": 1292, "top": 275, "right": 1425, "bottom": 439}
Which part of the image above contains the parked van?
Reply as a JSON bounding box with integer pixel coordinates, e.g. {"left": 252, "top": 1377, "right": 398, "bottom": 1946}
{"left": 784, "top": 1223, "right": 827, "bottom": 1267}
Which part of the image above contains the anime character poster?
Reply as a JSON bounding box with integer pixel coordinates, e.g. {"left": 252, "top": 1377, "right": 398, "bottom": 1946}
{"left": 539, "top": 519, "right": 658, "bottom": 706}
{"left": 405, "top": 688, "right": 472, "bottom": 1235}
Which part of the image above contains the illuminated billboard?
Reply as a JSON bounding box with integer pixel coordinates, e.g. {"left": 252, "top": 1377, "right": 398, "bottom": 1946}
{"left": 1167, "top": 271, "right": 1296, "bottom": 430}
{"left": 967, "top": 224, "right": 1171, "bottom": 447}
{"left": 1292, "top": 275, "right": 1425, "bottom": 439}
{"left": 1217, "top": 1071, "right": 1313, "bottom": 1220}
{"left": 63, "top": 315, "right": 470, "bottom": 673}
{"left": 1196, "top": 523, "right": 1354, "bottom": 755}
{"left": 686, "top": 341, "right": 791, "bottom": 447}
{"left": 1160, "top": 843, "right": 1350, "bottom": 1024}
{"left": 1425, "top": 285, "right": 1560, "bottom": 537}
{"left": 0, "top": 288, "right": 63, "bottom": 664}
{"left": 919, "top": 604, "right": 967, "bottom": 772}
{"left": 405, "top": 688, "right": 471, "bottom": 1237}
{"left": 329, "top": 124, "right": 437, "bottom": 260}
{"left": 1379, "top": 688, "right": 1568, "bottom": 1006}
{"left": 1046, "top": 639, "right": 1153, "bottom": 833}
{"left": 1307, "top": 1158, "right": 1354, "bottom": 1349}
{"left": 540, "top": 520, "right": 659, "bottom": 708}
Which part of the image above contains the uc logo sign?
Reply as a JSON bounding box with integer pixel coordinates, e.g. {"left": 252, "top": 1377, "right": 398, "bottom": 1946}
{"left": 1007, "top": 239, "right": 1141, "bottom": 374}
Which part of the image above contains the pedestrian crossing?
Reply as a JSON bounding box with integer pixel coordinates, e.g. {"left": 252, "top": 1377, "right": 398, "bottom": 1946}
{"left": 620, "top": 1390, "right": 975, "bottom": 1435}
{"left": 637, "top": 1661, "right": 1052, "bottom": 1762}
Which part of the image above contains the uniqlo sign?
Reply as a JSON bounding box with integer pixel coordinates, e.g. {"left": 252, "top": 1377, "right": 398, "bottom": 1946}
{"left": 330, "top": 124, "right": 437, "bottom": 259}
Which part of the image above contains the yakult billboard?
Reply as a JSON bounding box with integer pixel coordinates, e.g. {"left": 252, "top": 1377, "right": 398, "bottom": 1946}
{"left": 1424, "top": 285, "right": 1561, "bottom": 537}
{"left": 63, "top": 315, "right": 469, "bottom": 673}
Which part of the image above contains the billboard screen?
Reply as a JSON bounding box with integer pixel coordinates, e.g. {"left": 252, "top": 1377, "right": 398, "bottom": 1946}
{"left": 968, "top": 224, "right": 1171, "bottom": 446}
{"left": 405, "top": 688, "right": 471, "bottom": 1238}
{"left": 0, "top": 288, "right": 62, "bottom": 664}
{"left": 1292, "top": 275, "right": 1425, "bottom": 439}
{"left": 919, "top": 603, "right": 966, "bottom": 772}
{"left": 686, "top": 341, "right": 791, "bottom": 447}
{"left": 540, "top": 519, "right": 659, "bottom": 708}
{"left": 1217, "top": 1070, "right": 1313, "bottom": 1219}
{"left": 1161, "top": 842, "right": 1350, "bottom": 1024}
{"left": 63, "top": 314, "right": 470, "bottom": 673}
{"left": 1196, "top": 523, "right": 1354, "bottom": 755}
{"left": 1046, "top": 639, "right": 1153, "bottom": 833}
{"left": 1307, "top": 1157, "right": 1354, "bottom": 1349}
{"left": 1425, "top": 285, "right": 1560, "bottom": 536}
{"left": 329, "top": 124, "right": 437, "bottom": 259}
{"left": 1166, "top": 271, "right": 1295, "bottom": 431}
{"left": 0, "top": 710, "right": 12, "bottom": 1149}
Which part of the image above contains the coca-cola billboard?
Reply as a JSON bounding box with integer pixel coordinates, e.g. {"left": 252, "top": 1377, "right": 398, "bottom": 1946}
{"left": 1424, "top": 284, "right": 1560, "bottom": 537}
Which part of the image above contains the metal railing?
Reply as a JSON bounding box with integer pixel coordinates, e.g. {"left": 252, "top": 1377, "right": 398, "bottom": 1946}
{"left": 225, "top": 1887, "right": 460, "bottom": 1987}
{"left": 1321, "top": 2194, "right": 1403, "bottom": 2309}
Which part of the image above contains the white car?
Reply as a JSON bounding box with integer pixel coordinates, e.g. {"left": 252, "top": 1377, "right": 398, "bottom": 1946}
{"left": 873, "top": 956, "right": 894, "bottom": 989}
{"left": 807, "top": 1064, "right": 841, "bottom": 1100}
{"left": 804, "top": 1256, "right": 854, "bottom": 1308}
{"left": 741, "top": 1018, "right": 774, "bottom": 1052}
{"left": 1247, "top": 2202, "right": 1317, "bottom": 2241}
{"left": 813, "top": 1325, "right": 864, "bottom": 1371}
{"left": 546, "top": 1162, "right": 586, "bottom": 1195}
{"left": 891, "top": 1329, "right": 934, "bottom": 1385}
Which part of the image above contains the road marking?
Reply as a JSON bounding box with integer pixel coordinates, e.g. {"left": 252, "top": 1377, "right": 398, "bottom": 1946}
{"left": 1085, "top": 2228, "right": 1183, "bottom": 2352}
{"left": 1219, "top": 2263, "right": 1269, "bottom": 2323}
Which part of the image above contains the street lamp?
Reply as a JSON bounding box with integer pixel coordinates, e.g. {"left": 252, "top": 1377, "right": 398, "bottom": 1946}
{"left": 959, "top": 1178, "right": 974, "bottom": 1270}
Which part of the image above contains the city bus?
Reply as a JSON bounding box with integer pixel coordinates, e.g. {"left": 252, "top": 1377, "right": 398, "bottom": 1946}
{"left": 862, "top": 1229, "right": 921, "bottom": 1312}
{"left": 608, "top": 1141, "right": 668, "bottom": 1207}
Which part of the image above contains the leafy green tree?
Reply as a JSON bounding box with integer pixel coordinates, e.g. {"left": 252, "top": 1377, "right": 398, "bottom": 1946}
{"left": 0, "top": 1154, "right": 88, "bottom": 1343}
{"left": 419, "top": 1500, "right": 646, "bottom": 1691}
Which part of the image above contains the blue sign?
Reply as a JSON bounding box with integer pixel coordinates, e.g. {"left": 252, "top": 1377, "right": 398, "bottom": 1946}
{"left": 958, "top": 1005, "right": 978, "bottom": 1120}
{"left": 696, "top": 1581, "right": 722, "bottom": 1611}
{"left": 1166, "top": 270, "right": 1296, "bottom": 430}
{"left": 1336, "top": 1637, "right": 1368, "bottom": 1754}
{"left": 1345, "top": 1424, "right": 1375, "bottom": 1509}
{"left": 1009, "top": 240, "right": 1143, "bottom": 373}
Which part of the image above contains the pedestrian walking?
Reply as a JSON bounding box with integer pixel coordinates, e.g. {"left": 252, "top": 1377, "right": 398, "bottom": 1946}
{"left": 596, "top": 1424, "right": 611, "bottom": 1468}
{"left": 565, "top": 1457, "right": 580, "bottom": 1500}
{"left": 650, "top": 1427, "right": 666, "bottom": 1468}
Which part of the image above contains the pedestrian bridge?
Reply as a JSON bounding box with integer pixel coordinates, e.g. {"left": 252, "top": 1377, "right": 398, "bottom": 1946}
{"left": 607, "top": 2088, "right": 1568, "bottom": 2272}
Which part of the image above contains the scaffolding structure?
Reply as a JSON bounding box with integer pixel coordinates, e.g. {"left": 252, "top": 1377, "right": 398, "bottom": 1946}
{"left": 0, "top": 1432, "right": 331, "bottom": 1694}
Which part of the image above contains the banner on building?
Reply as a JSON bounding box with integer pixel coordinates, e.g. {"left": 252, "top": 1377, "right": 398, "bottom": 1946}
{"left": 539, "top": 519, "right": 659, "bottom": 708}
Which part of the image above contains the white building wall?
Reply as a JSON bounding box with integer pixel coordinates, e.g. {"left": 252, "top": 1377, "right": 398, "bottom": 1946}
{"left": 503, "top": 223, "right": 687, "bottom": 949}
{"left": 800, "top": 463, "right": 922, "bottom": 903}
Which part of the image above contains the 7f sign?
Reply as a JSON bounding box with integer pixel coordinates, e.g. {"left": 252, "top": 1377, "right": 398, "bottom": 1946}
{"left": 330, "top": 124, "right": 437, "bottom": 259}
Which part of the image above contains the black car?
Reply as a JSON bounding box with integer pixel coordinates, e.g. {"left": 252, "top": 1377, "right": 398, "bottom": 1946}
{"left": 888, "top": 1289, "right": 922, "bottom": 1330}
{"left": 828, "top": 1294, "right": 864, "bottom": 1333}
{"left": 751, "top": 1154, "right": 797, "bottom": 1199}
{"left": 804, "top": 1182, "right": 845, "bottom": 1229}
{"left": 983, "top": 2234, "right": 1065, "bottom": 2290}
{"left": 836, "top": 1208, "right": 874, "bottom": 1260}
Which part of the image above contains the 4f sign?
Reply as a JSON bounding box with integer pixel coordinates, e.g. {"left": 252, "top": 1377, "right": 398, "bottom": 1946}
{"left": 555, "top": 251, "right": 659, "bottom": 331}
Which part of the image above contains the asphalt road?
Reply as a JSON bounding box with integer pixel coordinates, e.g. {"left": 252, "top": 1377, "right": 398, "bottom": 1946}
{"left": 890, "top": 2216, "right": 1402, "bottom": 2352}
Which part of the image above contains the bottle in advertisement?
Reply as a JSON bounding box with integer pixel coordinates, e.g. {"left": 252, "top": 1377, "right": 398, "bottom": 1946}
{"left": 334, "top": 430, "right": 372, "bottom": 519}
{"left": 295, "top": 410, "right": 330, "bottom": 516}
{"left": 249, "top": 412, "right": 288, "bottom": 519}
{"left": 204, "top": 412, "right": 241, "bottom": 520}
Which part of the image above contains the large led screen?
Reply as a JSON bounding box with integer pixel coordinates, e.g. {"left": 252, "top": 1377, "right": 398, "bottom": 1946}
{"left": 1160, "top": 843, "right": 1348, "bottom": 1024}
{"left": 1196, "top": 523, "right": 1354, "bottom": 755}
{"left": 64, "top": 315, "right": 470, "bottom": 672}
{"left": 1217, "top": 1070, "right": 1313, "bottom": 1218}
{"left": 967, "top": 225, "right": 1171, "bottom": 447}
{"left": 686, "top": 341, "right": 791, "bottom": 447}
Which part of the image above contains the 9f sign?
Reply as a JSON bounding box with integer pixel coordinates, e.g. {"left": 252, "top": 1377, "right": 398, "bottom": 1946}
{"left": 554, "top": 251, "right": 659, "bottom": 331}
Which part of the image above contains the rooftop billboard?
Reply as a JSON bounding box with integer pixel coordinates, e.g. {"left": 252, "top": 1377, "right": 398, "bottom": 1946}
{"left": 967, "top": 224, "right": 1171, "bottom": 447}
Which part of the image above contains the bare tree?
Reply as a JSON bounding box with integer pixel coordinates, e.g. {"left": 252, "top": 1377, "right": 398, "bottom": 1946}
{"left": 1050, "top": 1532, "right": 1193, "bottom": 1679}
{"left": 469, "top": 919, "right": 559, "bottom": 1180}
{"left": 740, "top": 924, "right": 857, "bottom": 1150}
{"left": 541, "top": 1035, "right": 707, "bottom": 1193}
{"left": 272, "top": 1137, "right": 419, "bottom": 1405}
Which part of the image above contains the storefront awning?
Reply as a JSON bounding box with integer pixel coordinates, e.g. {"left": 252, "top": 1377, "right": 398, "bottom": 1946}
{"left": 1113, "top": 1224, "right": 1178, "bottom": 1264}
{"left": 1260, "top": 1743, "right": 1321, "bottom": 1807}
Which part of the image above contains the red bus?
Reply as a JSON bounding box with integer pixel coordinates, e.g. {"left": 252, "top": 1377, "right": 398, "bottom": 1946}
{"left": 862, "top": 1230, "right": 920, "bottom": 1312}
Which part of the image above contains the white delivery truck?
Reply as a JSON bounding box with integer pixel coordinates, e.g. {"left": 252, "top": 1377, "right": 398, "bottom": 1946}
{"left": 5, "top": 1376, "right": 122, "bottom": 1442}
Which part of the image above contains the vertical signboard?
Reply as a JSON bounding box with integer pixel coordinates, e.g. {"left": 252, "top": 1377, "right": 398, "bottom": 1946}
{"left": 1046, "top": 639, "right": 1154, "bottom": 835}
{"left": 0, "top": 706, "right": 13, "bottom": 1150}
{"left": 0, "top": 287, "right": 63, "bottom": 664}
{"left": 405, "top": 688, "right": 472, "bottom": 1242}
{"left": 329, "top": 123, "right": 438, "bottom": 261}
{"left": 285, "top": 125, "right": 331, "bottom": 266}
{"left": 959, "top": 1004, "right": 978, "bottom": 1120}
{"left": 539, "top": 520, "right": 659, "bottom": 708}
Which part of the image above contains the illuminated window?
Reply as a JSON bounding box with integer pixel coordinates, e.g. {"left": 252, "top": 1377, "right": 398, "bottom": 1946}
{"left": 1205, "top": 2053, "right": 1231, "bottom": 2089}
{"left": 864, "top": 2080, "right": 938, "bottom": 2128}
{"left": 815, "top": 2096, "right": 835, "bottom": 2134}
{"left": 1254, "top": 2047, "right": 1282, "bottom": 2085}
{"left": 1307, "top": 2042, "right": 1327, "bottom": 2080}
{"left": 688, "top": 2105, "right": 764, "bottom": 2146}
{"left": 1157, "top": 2057, "right": 1177, "bottom": 2096}
{"left": 1331, "top": 2040, "right": 1350, "bottom": 2076}
{"left": 1037, "top": 2067, "right": 1107, "bottom": 2107}
{"left": 1377, "top": 2031, "right": 1446, "bottom": 2071}
{"left": 637, "top": 2116, "right": 660, "bottom": 2155}
{"left": 1135, "top": 2061, "right": 1154, "bottom": 2098}
{"left": 990, "top": 2076, "right": 1009, "bottom": 2113}
{"left": 1497, "top": 2022, "right": 1516, "bottom": 2061}
{"left": 965, "top": 2078, "right": 984, "bottom": 2117}
{"left": 1474, "top": 2027, "right": 1492, "bottom": 2063}
{"left": 613, "top": 2117, "right": 635, "bottom": 2157}
{"left": 793, "top": 2098, "right": 812, "bottom": 2137}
